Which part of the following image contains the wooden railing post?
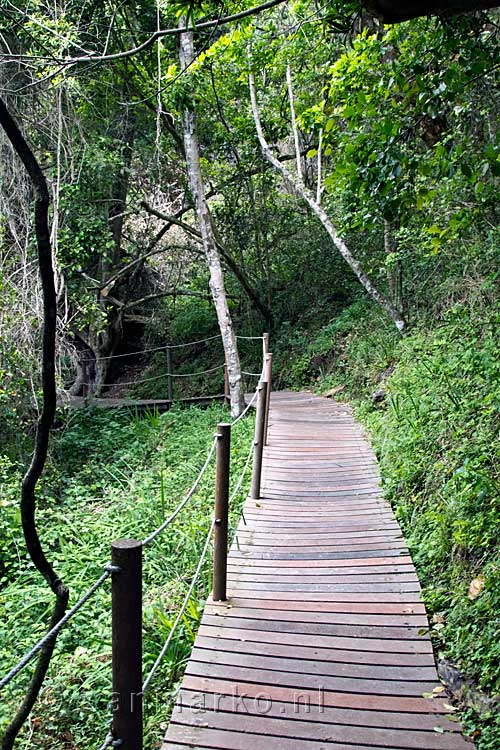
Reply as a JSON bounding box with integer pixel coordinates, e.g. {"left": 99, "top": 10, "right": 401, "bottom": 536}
{"left": 251, "top": 380, "right": 268, "bottom": 501}
{"left": 213, "top": 423, "right": 231, "bottom": 602}
{"left": 263, "top": 332, "right": 269, "bottom": 357}
{"left": 111, "top": 539, "right": 143, "bottom": 750}
{"left": 264, "top": 352, "right": 273, "bottom": 446}
{"left": 167, "top": 345, "right": 173, "bottom": 403}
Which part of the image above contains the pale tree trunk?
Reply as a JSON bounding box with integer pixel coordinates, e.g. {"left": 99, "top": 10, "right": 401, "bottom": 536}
{"left": 180, "top": 29, "right": 245, "bottom": 417}
{"left": 316, "top": 128, "right": 323, "bottom": 205}
{"left": 286, "top": 64, "right": 303, "bottom": 183}
{"left": 249, "top": 73, "right": 407, "bottom": 334}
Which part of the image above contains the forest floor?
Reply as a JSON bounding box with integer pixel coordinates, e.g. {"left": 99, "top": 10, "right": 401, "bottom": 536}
{"left": 0, "top": 403, "right": 254, "bottom": 749}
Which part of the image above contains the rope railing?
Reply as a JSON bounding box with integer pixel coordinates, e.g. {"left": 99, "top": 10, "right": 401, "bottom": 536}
{"left": 140, "top": 422, "right": 257, "bottom": 696}
{"left": 79, "top": 333, "right": 223, "bottom": 363}
{"left": 78, "top": 332, "right": 263, "bottom": 363}
{"left": 230, "top": 438, "right": 255, "bottom": 505}
{"left": 105, "top": 338, "right": 271, "bottom": 749}
{"left": 97, "top": 731, "right": 114, "bottom": 750}
{"left": 141, "top": 518, "right": 215, "bottom": 695}
{"left": 80, "top": 363, "right": 226, "bottom": 390}
{"left": 141, "top": 435, "right": 218, "bottom": 546}
{"left": 230, "top": 383, "right": 260, "bottom": 427}
{"left": 3, "top": 331, "right": 273, "bottom": 750}
{"left": 0, "top": 564, "right": 118, "bottom": 691}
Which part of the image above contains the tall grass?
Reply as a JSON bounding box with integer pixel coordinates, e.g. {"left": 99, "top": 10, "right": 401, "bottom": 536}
{"left": 0, "top": 403, "right": 254, "bottom": 749}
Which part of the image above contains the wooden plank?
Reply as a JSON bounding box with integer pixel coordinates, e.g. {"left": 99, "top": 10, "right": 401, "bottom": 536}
{"left": 169, "top": 708, "right": 471, "bottom": 749}
{"left": 193, "top": 634, "right": 433, "bottom": 665}
{"left": 227, "top": 573, "right": 419, "bottom": 584}
{"left": 184, "top": 661, "right": 439, "bottom": 697}
{"left": 218, "top": 598, "right": 427, "bottom": 614}
{"left": 226, "top": 555, "right": 414, "bottom": 567}
{"left": 172, "top": 676, "right": 447, "bottom": 712}
{"left": 196, "top": 624, "right": 433, "bottom": 653}
{"left": 174, "top": 689, "right": 460, "bottom": 731}
{"left": 189, "top": 646, "right": 438, "bottom": 681}
{"left": 204, "top": 603, "right": 428, "bottom": 627}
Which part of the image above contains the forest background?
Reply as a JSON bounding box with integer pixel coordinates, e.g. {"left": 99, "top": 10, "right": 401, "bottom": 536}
{"left": 1, "top": 0, "right": 500, "bottom": 748}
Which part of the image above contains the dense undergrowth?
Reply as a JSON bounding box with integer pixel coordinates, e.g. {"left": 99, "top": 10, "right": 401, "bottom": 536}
{"left": 273, "top": 286, "right": 500, "bottom": 748}
{"left": 0, "top": 403, "right": 254, "bottom": 749}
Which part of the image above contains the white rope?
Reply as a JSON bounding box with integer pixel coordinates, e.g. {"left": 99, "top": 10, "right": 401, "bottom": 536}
{"left": 236, "top": 335, "right": 264, "bottom": 340}
{"left": 79, "top": 334, "right": 222, "bottom": 363}
{"left": 81, "top": 363, "right": 226, "bottom": 389}
{"left": 241, "top": 370, "right": 262, "bottom": 377}
{"left": 82, "top": 373, "right": 166, "bottom": 388}
{"left": 230, "top": 362, "right": 265, "bottom": 427}
{"left": 141, "top": 437, "right": 217, "bottom": 546}
{"left": 230, "top": 387, "right": 259, "bottom": 427}
{"left": 167, "top": 334, "right": 221, "bottom": 349}
{"left": 171, "top": 364, "right": 225, "bottom": 378}
{"left": 142, "top": 518, "right": 215, "bottom": 694}
{"left": 97, "top": 728, "right": 114, "bottom": 750}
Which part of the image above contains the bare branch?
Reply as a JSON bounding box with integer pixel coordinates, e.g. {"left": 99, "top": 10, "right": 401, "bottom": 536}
{"left": 286, "top": 64, "right": 303, "bottom": 183}
{"left": 3, "top": 0, "right": 289, "bottom": 66}
{"left": 249, "top": 73, "right": 406, "bottom": 333}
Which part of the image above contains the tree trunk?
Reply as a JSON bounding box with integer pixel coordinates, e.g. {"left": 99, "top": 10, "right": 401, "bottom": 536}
{"left": 180, "top": 28, "right": 245, "bottom": 417}
{"left": 249, "top": 74, "right": 407, "bottom": 334}
{"left": 286, "top": 64, "right": 303, "bottom": 183}
{"left": 93, "top": 103, "right": 136, "bottom": 395}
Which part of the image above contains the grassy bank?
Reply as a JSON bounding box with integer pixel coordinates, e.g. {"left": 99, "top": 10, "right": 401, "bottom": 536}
{"left": 0, "top": 403, "right": 254, "bottom": 749}
{"left": 274, "top": 294, "right": 500, "bottom": 749}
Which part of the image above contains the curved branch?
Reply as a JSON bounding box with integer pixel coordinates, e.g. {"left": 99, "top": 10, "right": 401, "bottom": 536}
{"left": 249, "top": 74, "right": 406, "bottom": 333}
{"left": 0, "top": 97, "right": 69, "bottom": 750}
{"left": 3, "top": 0, "right": 288, "bottom": 66}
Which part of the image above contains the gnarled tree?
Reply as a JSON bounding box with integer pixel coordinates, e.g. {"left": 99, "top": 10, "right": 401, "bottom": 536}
{"left": 0, "top": 97, "right": 68, "bottom": 750}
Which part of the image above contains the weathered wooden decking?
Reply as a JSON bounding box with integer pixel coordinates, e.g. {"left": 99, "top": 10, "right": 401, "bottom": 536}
{"left": 164, "top": 391, "right": 472, "bottom": 749}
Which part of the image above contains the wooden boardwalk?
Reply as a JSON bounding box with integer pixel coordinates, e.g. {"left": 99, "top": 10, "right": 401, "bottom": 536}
{"left": 164, "top": 391, "right": 472, "bottom": 750}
